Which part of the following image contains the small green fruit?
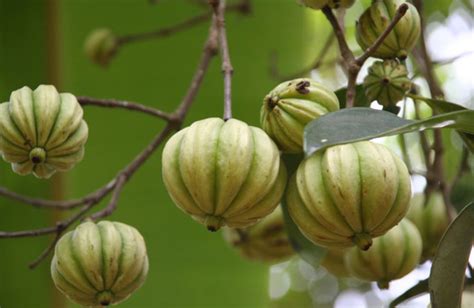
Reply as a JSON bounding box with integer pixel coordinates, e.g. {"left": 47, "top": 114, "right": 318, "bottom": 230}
{"left": 364, "top": 60, "right": 411, "bottom": 108}
{"left": 406, "top": 191, "right": 451, "bottom": 262}
{"left": 51, "top": 220, "right": 148, "bottom": 306}
{"left": 261, "top": 78, "right": 339, "bottom": 153}
{"left": 356, "top": 0, "right": 421, "bottom": 59}
{"left": 344, "top": 219, "right": 422, "bottom": 289}
{"left": 162, "top": 118, "right": 287, "bottom": 231}
{"left": 286, "top": 141, "right": 411, "bottom": 250}
{"left": 84, "top": 28, "right": 118, "bottom": 67}
{"left": 0, "top": 85, "right": 88, "bottom": 179}
{"left": 223, "top": 207, "right": 294, "bottom": 263}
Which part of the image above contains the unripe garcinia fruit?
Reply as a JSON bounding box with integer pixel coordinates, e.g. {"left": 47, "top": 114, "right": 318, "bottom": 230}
{"left": 344, "top": 219, "right": 422, "bottom": 289}
{"left": 320, "top": 248, "right": 351, "bottom": 277}
{"left": 406, "top": 191, "right": 451, "bottom": 262}
{"left": 286, "top": 141, "right": 411, "bottom": 250}
{"left": 0, "top": 85, "right": 88, "bottom": 179}
{"left": 261, "top": 78, "right": 340, "bottom": 153}
{"left": 356, "top": 0, "right": 421, "bottom": 59}
{"left": 223, "top": 207, "right": 294, "bottom": 263}
{"left": 84, "top": 28, "right": 119, "bottom": 67}
{"left": 51, "top": 220, "right": 148, "bottom": 306}
{"left": 162, "top": 118, "right": 287, "bottom": 231}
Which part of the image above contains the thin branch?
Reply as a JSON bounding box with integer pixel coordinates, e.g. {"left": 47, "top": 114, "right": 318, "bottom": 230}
{"left": 90, "top": 175, "right": 127, "bottom": 220}
{"left": 215, "top": 0, "right": 234, "bottom": 121}
{"left": 77, "top": 96, "right": 172, "bottom": 121}
{"left": 356, "top": 3, "right": 409, "bottom": 64}
{"left": 321, "top": 6, "right": 355, "bottom": 63}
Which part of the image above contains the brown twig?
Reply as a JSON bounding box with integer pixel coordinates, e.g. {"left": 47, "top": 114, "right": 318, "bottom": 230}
{"left": 215, "top": 0, "right": 234, "bottom": 120}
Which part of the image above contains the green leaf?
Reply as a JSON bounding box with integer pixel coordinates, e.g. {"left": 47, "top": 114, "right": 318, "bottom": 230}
{"left": 280, "top": 154, "right": 326, "bottom": 268}
{"left": 389, "top": 279, "right": 429, "bottom": 308}
{"left": 451, "top": 174, "right": 474, "bottom": 212}
{"left": 304, "top": 107, "right": 474, "bottom": 156}
{"left": 429, "top": 202, "right": 474, "bottom": 308}
{"left": 335, "top": 85, "right": 370, "bottom": 109}
{"left": 408, "top": 94, "right": 470, "bottom": 113}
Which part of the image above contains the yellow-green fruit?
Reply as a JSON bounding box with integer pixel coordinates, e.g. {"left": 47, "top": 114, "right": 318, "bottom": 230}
{"left": 406, "top": 192, "right": 451, "bottom": 262}
{"left": 320, "top": 248, "right": 351, "bottom": 277}
{"left": 328, "top": 0, "right": 356, "bottom": 9}
{"left": 0, "top": 85, "right": 88, "bottom": 179}
{"left": 297, "top": 0, "right": 328, "bottom": 10}
{"left": 364, "top": 60, "right": 411, "bottom": 107}
{"left": 261, "top": 78, "right": 340, "bottom": 153}
{"left": 162, "top": 118, "right": 287, "bottom": 231}
{"left": 223, "top": 207, "right": 294, "bottom": 263}
{"left": 286, "top": 141, "right": 411, "bottom": 250}
{"left": 84, "top": 28, "right": 118, "bottom": 67}
{"left": 51, "top": 221, "right": 148, "bottom": 306}
{"left": 356, "top": 0, "right": 421, "bottom": 59}
{"left": 344, "top": 219, "right": 422, "bottom": 289}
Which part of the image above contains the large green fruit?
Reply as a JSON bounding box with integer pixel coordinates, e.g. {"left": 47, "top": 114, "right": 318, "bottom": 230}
{"left": 356, "top": 0, "right": 421, "bottom": 59}
{"left": 51, "top": 220, "right": 148, "bottom": 306}
{"left": 261, "top": 78, "right": 339, "bottom": 153}
{"left": 344, "top": 219, "right": 422, "bottom": 289}
{"left": 320, "top": 248, "right": 351, "bottom": 278}
{"left": 406, "top": 191, "right": 451, "bottom": 262}
{"left": 297, "top": 0, "right": 328, "bottom": 10}
{"left": 84, "top": 28, "right": 118, "bottom": 67}
{"left": 223, "top": 207, "right": 294, "bottom": 263}
{"left": 162, "top": 118, "right": 287, "bottom": 231}
{"left": 286, "top": 141, "right": 411, "bottom": 250}
{"left": 0, "top": 85, "right": 88, "bottom": 179}
{"left": 364, "top": 60, "right": 411, "bottom": 108}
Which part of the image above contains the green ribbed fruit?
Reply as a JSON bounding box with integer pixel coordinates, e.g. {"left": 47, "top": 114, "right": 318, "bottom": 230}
{"left": 364, "top": 60, "right": 411, "bottom": 107}
{"left": 51, "top": 220, "right": 148, "bottom": 306}
{"left": 297, "top": 0, "right": 328, "bottom": 10}
{"left": 84, "top": 28, "right": 118, "bottom": 67}
{"left": 286, "top": 141, "right": 411, "bottom": 250}
{"left": 261, "top": 78, "right": 339, "bottom": 153}
{"left": 162, "top": 118, "right": 287, "bottom": 231}
{"left": 356, "top": 0, "right": 421, "bottom": 59}
{"left": 406, "top": 191, "right": 451, "bottom": 262}
{"left": 320, "top": 248, "right": 351, "bottom": 277}
{"left": 344, "top": 219, "right": 422, "bottom": 289}
{"left": 0, "top": 85, "right": 88, "bottom": 179}
{"left": 223, "top": 207, "right": 294, "bottom": 263}
{"left": 328, "top": 0, "right": 355, "bottom": 9}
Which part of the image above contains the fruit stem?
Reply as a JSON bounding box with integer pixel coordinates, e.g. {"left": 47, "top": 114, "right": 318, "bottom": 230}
{"left": 29, "top": 147, "right": 46, "bottom": 164}
{"left": 377, "top": 280, "right": 390, "bottom": 289}
{"left": 205, "top": 215, "right": 223, "bottom": 232}
{"left": 352, "top": 233, "right": 373, "bottom": 250}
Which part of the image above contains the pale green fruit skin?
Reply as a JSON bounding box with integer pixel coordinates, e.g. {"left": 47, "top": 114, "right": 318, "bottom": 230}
{"left": 51, "top": 221, "right": 149, "bottom": 306}
{"left": 84, "top": 28, "right": 118, "bottom": 67}
{"left": 162, "top": 117, "right": 287, "bottom": 231}
{"left": 297, "top": 0, "right": 328, "bottom": 10}
{"left": 364, "top": 60, "right": 411, "bottom": 107}
{"left": 344, "top": 219, "right": 422, "bottom": 289}
{"left": 261, "top": 78, "right": 340, "bottom": 153}
{"left": 320, "top": 248, "right": 351, "bottom": 277}
{"left": 223, "top": 207, "right": 294, "bottom": 263}
{"left": 406, "top": 191, "right": 451, "bottom": 262}
{"left": 356, "top": 0, "right": 421, "bottom": 59}
{"left": 0, "top": 85, "right": 88, "bottom": 179}
{"left": 328, "top": 0, "right": 356, "bottom": 9}
{"left": 286, "top": 141, "right": 411, "bottom": 250}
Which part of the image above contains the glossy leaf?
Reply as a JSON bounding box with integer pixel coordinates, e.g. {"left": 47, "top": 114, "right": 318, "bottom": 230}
{"left": 429, "top": 202, "right": 474, "bottom": 308}
{"left": 304, "top": 108, "right": 474, "bottom": 156}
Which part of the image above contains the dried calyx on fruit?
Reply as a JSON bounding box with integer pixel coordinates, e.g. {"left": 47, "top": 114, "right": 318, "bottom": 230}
{"left": 344, "top": 219, "right": 422, "bottom": 289}
{"left": 364, "top": 60, "right": 411, "bottom": 109}
{"left": 406, "top": 191, "right": 451, "bottom": 262}
{"left": 51, "top": 220, "right": 148, "bottom": 306}
{"left": 356, "top": 0, "right": 421, "bottom": 60}
{"left": 162, "top": 118, "right": 287, "bottom": 231}
{"left": 286, "top": 141, "right": 411, "bottom": 250}
{"left": 223, "top": 207, "right": 294, "bottom": 263}
{"left": 84, "top": 28, "right": 119, "bottom": 67}
{"left": 0, "top": 85, "right": 88, "bottom": 179}
{"left": 261, "top": 78, "right": 339, "bottom": 153}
